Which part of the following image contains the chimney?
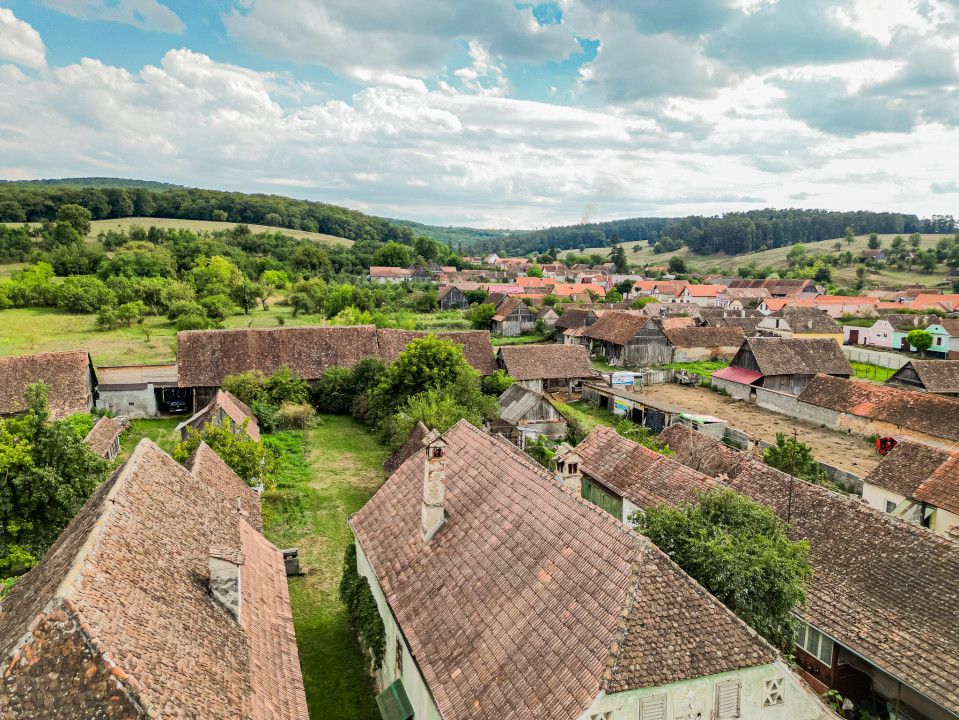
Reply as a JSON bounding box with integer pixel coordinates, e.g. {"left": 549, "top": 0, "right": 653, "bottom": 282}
{"left": 554, "top": 444, "right": 583, "bottom": 493}
{"left": 209, "top": 548, "right": 244, "bottom": 623}
{"left": 421, "top": 430, "right": 448, "bottom": 544}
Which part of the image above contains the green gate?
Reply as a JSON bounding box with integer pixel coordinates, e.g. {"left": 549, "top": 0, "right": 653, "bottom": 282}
{"left": 581, "top": 477, "right": 624, "bottom": 520}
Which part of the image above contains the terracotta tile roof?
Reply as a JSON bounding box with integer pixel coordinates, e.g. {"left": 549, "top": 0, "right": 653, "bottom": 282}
{"left": 737, "top": 337, "right": 853, "bottom": 376}
{"left": 778, "top": 307, "right": 842, "bottom": 334}
{"left": 911, "top": 293, "right": 959, "bottom": 310}
{"left": 184, "top": 441, "right": 264, "bottom": 533}
{"left": 576, "top": 425, "right": 717, "bottom": 507}
{"left": 497, "top": 344, "right": 594, "bottom": 381}
{"left": 877, "top": 313, "right": 938, "bottom": 330}
{"left": 0, "top": 351, "right": 94, "bottom": 420}
{"left": 370, "top": 266, "right": 412, "bottom": 278}
{"left": 658, "top": 424, "right": 755, "bottom": 479}
{"left": 490, "top": 296, "right": 523, "bottom": 321}
{"left": 662, "top": 326, "right": 745, "bottom": 349}
{"left": 862, "top": 440, "right": 952, "bottom": 498}
{"left": 350, "top": 421, "right": 776, "bottom": 720}
{"left": 0, "top": 439, "right": 306, "bottom": 719}
{"left": 683, "top": 284, "right": 725, "bottom": 297}
{"left": 797, "top": 374, "right": 959, "bottom": 442}
{"left": 582, "top": 311, "right": 649, "bottom": 345}
{"left": 383, "top": 421, "right": 430, "bottom": 477}
{"left": 82, "top": 416, "right": 124, "bottom": 458}
{"left": 724, "top": 287, "right": 771, "bottom": 300}
{"left": 913, "top": 452, "right": 959, "bottom": 515}
{"left": 658, "top": 316, "right": 697, "bottom": 330}
{"left": 705, "top": 316, "right": 764, "bottom": 333}
{"left": 178, "top": 389, "right": 261, "bottom": 440}
{"left": 891, "top": 360, "right": 959, "bottom": 394}
{"left": 939, "top": 319, "right": 959, "bottom": 336}
{"left": 760, "top": 298, "right": 817, "bottom": 312}
{"left": 376, "top": 329, "right": 498, "bottom": 376}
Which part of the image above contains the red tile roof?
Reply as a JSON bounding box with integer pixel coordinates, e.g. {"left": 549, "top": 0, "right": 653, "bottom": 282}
{"left": 350, "top": 421, "right": 777, "bottom": 720}
{"left": 370, "top": 266, "right": 412, "bottom": 278}
{"left": 82, "top": 416, "right": 124, "bottom": 458}
{"left": 184, "top": 441, "right": 264, "bottom": 532}
{"left": 497, "top": 344, "right": 595, "bottom": 381}
{"left": 375, "top": 330, "right": 498, "bottom": 376}
{"left": 0, "top": 351, "right": 94, "bottom": 420}
{"left": 180, "top": 389, "right": 261, "bottom": 440}
{"left": 662, "top": 326, "right": 745, "bottom": 349}
{"left": 712, "top": 366, "right": 763, "bottom": 384}
{"left": 0, "top": 439, "right": 306, "bottom": 719}
{"left": 582, "top": 311, "right": 649, "bottom": 345}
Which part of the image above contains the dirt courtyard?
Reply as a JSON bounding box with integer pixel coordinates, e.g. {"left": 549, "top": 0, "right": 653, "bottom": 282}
{"left": 640, "top": 383, "right": 881, "bottom": 476}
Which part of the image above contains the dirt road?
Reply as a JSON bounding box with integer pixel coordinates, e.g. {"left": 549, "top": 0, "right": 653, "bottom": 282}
{"left": 640, "top": 383, "right": 881, "bottom": 475}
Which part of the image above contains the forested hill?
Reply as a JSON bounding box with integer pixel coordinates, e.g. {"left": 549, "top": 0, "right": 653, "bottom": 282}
{"left": 471, "top": 209, "right": 957, "bottom": 257}
{"left": 0, "top": 177, "right": 184, "bottom": 192}
{"left": 388, "top": 218, "right": 509, "bottom": 251}
{"left": 0, "top": 182, "right": 414, "bottom": 244}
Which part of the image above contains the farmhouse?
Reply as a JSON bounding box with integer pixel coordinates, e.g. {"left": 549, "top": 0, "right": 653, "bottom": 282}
{"left": 95, "top": 363, "right": 182, "bottom": 417}
{"left": 176, "top": 389, "right": 260, "bottom": 441}
{"left": 534, "top": 305, "right": 559, "bottom": 328}
{"left": 348, "top": 420, "right": 829, "bottom": 720}
{"left": 661, "top": 326, "right": 745, "bottom": 362}
{"left": 861, "top": 440, "right": 959, "bottom": 538}
{"left": 679, "top": 283, "right": 727, "bottom": 306}
{"left": 729, "top": 278, "right": 818, "bottom": 297}
{"left": 493, "top": 384, "right": 568, "bottom": 441}
{"left": 755, "top": 307, "right": 843, "bottom": 343}
{"left": 369, "top": 266, "right": 412, "bottom": 283}
{"left": 489, "top": 297, "right": 536, "bottom": 336}
{"left": 711, "top": 337, "right": 853, "bottom": 397}
{"left": 886, "top": 360, "right": 959, "bottom": 396}
{"left": 82, "top": 415, "right": 125, "bottom": 461}
{"left": 0, "top": 350, "right": 97, "bottom": 420}
{"left": 0, "top": 439, "right": 307, "bottom": 719}
{"left": 703, "top": 314, "right": 765, "bottom": 334}
{"left": 844, "top": 313, "right": 939, "bottom": 350}
{"left": 496, "top": 343, "right": 594, "bottom": 393}
{"left": 436, "top": 285, "right": 469, "bottom": 310}
{"left": 861, "top": 248, "right": 888, "bottom": 262}
{"left": 658, "top": 424, "right": 959, "bottom": 720}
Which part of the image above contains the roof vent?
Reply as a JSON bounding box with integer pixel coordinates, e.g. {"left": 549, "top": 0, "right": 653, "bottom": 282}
{"left": 209, "top": 548, "right": 244, "bottom": 623}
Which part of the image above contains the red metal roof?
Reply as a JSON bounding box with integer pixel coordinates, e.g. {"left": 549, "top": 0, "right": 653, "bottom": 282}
{"left": 712, "top": 366, "right": 762, "bottom": 384}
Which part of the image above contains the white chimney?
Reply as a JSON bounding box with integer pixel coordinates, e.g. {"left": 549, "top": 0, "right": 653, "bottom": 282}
{"left": 209, "top": 548, "right": 244, "bottom": 623}
{"left": 554, "top": 444, "right": 583, "bottom": 493}
{"left": 421, "top": 431, "right": 448, "bottom": 544}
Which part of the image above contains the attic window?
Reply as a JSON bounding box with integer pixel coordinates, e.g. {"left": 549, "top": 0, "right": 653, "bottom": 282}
{"left": 639, "top": 694, "right": 667, "bottom": 720}
{"left": 429, "top": 446, "right": 444, "bottom": 459}
{"left": 763, "top": 677, "right": 785, "bottom": 708}
{"left": 715, "top": 679, "right": 741, "bottom": 719}
{"left": 568, "top": 462, "right": 579, "bottom": 474}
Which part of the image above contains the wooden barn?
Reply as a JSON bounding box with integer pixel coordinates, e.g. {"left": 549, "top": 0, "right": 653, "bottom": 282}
{"left": 581, "top": 312, "right": 669, "bottom": 366}
{"left": 493, "top": 384, "right": 568, "bottom": 442}
{"left": 886, "top": 359, "right": 959, "bottom": 396}
{"left": 554, "top": 307, "right": 598, "bottom": 345}
{"left": 496, "top": 344, "right": 595, "bottom": 394}
{"left": 661, "top": 326, "right": 745, "bottom": 362}
{"left": 437, "top": 285, "right": 469, "bottom": 310}
{"left": 712, "top": 337, "right": 853, "bottom": 396}
{"left": 490, "top": 297, "right": 536, "bottom": 336}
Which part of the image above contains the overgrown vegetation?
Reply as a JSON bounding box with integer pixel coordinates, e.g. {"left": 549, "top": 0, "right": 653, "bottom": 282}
{"left": 174, "top": 421, "right": 281, "bottom": 489}
{"left": 762, "top": 432, "right": 837, "bottom": 490}
{"left": 339, "top": 543, "right": 387, "bottom": 670}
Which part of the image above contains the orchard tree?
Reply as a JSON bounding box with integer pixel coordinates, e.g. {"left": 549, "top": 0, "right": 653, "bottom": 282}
{"left": 668, "top": 255, "right": 687, "bottom": 274}
{"left": 527, "top": 264, "right": 544, "bottom": 278}
{"left": 844, "top": 226, "right": 855, "bottom": 245}
{"left": 230, "top": 279, "right": 260, "bottom": 314}
{"left": 906, "top": 328, "right": 934, "bottom": 357}
{"left": 373, "top": 241, "right": 411, "bottom": 268}
{"left": 467, "top": 302, "right": 496, "bottom": 330}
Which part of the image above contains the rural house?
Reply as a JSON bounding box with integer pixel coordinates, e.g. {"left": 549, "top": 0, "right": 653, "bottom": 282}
{"left": 661, "top": 325, "right": 745, "bottom": 362}
{"left": 844, "top": 314, "right": 939, "bottom": 350}
{"left": 862, "top": 248, "right": 888, "bottom": 262}
{"left": 82, "top": 415, "right": 125, "bottom": 461}
{"left": 0, "top": 350, "right": 97, "bottom": 420}
{"left": 436, "top": 285, "right": 469, "bottom": 310}
{"left": 493, "top": 384, "right": 568, "bottom": 441}
{"left": 710, "top": 337, "right": 853, "bottom": 397}
{"left": 582, "top": 312, "right": 670, "bottom": 366}
{"left": 0, "top": 439, "right": 308, "bottom": 719}
{"left": 176, "top": 389, "right": 260, "bottom": 441}
{"left": 489, "top": 297, "right": 536, "bottom": 336}
{"left": 369, "top": 266, "right": 412, "bottom": 283}
{"left": 659, "top": 424, "right": 959, "bottom": 720}
{"left": 679, "top": 284, "right": 727, "bottom": 307}
{"left": 553, "top": 307, "right": 599, "bottom": 344}
{"left": 910, "top": 319, "right": 959, "bottom": 358}
{"left": 348, "top": 421, "right": 831, "bottom": 720}
{"left": 383, "top": 421, "right": 430, "bottom": 477}
{"left": 756, "top": 307, "right": 843, "bottom": 343}
{"left": 861, "top": 440, "right": 959, "bottom": 538}
{"left": 496, "top": 343, "right": 595, "bottom": 394}
{"left": 534, "top": 305, "right": 559, "bottom": 328}
{"left": 886, "top": 360, "right": 959, "bottom": 396}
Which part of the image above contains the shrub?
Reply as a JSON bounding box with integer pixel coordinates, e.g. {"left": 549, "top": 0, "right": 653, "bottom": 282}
{"left": 339, "top": 543, "right": 386, "bottom": 669}
{"left": 351, "top": 357, "right": 387, "bottom": 396}
{"left": 166, "top": 299, "right": 206, "bottom": 321}
{"left": 175, "top": 314, "right": 216, "bottom": 331}
{"left": 312, "top": 367, "right": 356, "bottom": 413}
{"left": 200, "top": 294, "right": 236, "bottom": 321}
{"left": 173, "top": 422, "right": 280, "bottom": 489}
{"left": 276, "top": 402, "right": 320, "bottom": 430}
{"left": 483, "top": 369, "right": 515, "bottom": 395}
{"left": 249, "top": 400, "right": 278, "bottom": 433}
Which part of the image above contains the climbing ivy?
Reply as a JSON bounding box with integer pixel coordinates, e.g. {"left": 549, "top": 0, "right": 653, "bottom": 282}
{"left": 339, "top": 543, "right": 386, "bottom": 670}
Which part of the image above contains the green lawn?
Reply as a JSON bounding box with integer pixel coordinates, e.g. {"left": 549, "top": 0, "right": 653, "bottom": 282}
{"left": 491, "top": 333, "right": 553, "bottom": 346}
{"left": 850, "top": 361, "right": 897, "bottom": 383}
{"left": 261, "top": 416, "right": 388, "bottom": 720}
{"left": 660, "top": 360, "right": 730, "bottom": 377}
{"left": 555, "top": 399, "right": 624, "bottom": 433}
{"left": 117, "top": 417, "right": 182, "bottom": 458}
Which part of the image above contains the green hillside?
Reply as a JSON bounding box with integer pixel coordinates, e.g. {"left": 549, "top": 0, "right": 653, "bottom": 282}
{"left": 0, "top": 177, "right": 184, "bottom": 192}
{"left": 388, "top": 218, "right": 511, "bottom": 248}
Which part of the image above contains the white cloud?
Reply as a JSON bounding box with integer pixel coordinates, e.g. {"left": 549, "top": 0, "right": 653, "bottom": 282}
{"left": 39, "top": 0, "right": 185, "bottom": 33}
{"left": 0, "top": 8, "right": 47, "bottom": 69}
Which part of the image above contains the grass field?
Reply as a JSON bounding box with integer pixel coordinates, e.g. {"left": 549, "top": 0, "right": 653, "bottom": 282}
{"left": 556, "top": 399, "right": 625, "bottom": 433}
{"left": 0, "top": 217, "right": 353, "bottom": 247}
{"left": 579, "top": 233, "right": 953, "bottom": 287}
{"left": 850, "top": 361, "right": 897, "bottom": 383}
{"left": 261, "top": 418, "right": 387, "bottom": 719}
{"left": 117, "top": 417, "right": 182, "bottom": 458}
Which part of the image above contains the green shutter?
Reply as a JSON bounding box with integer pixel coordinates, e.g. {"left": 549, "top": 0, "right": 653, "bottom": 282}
{"left": 375, "top": 680, "right": 415, "bottom": 720}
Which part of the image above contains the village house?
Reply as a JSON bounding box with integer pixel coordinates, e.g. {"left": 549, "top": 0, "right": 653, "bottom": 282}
{"left": 82, "top": 415, "right": 125, "bottom": 461}
{"left": 756, "top": 297, "right": 817, "bottom": 314}
{"left": 886, "top": 359, "right": 959, "bottom": 395}
{"left": 756, "top": 307, "right": 844, "bottom": 344}
{"left": 553, "top": 307, "right": 599, "bottom": 344}
{"left": 861, "top": 440, "right": 959, "bottom": 538}
{"left": 0, "top": 350, "right": 97, "bottom": 420}
{"left": 582, "top": 312, "right": 670, "bottom": 366}
{"left": 493, "top": 384, "right": 569, "bottom": 442}
{"left": 723, "top": 287, "right": 771, "bottom": 307}
{"left": 436, "top": 285, "right": 469, "bottom": 310}
{"left": 910, "top": 293, "right": 959, "bottom": 312}
{"left": 176, "top": 389, "right": 260, "bottom": 441}
{"left": 729, "top": 278, "right": 818, "bottom": 298}
{"left": 496, "top": 343, "right": 595, "bottom": 394}
{"left": 796, "top": 374, "right": 959, "bottom": 445}
{"left": 679, "top": 284, "right": 728, "bottom": 307}
{"left": 408, "top": 265, "right": 432, "bottom": 282}
{"left": 710, "top": 337, "right": 853, "bottom": 397}
{"left": 348, "top": 420, "right": 831, "bottom": 720}
{"left": 661, "top": 326, "right": 745, "bottom": 362}
{"left": 0, "top": 439, "right": 308, "bottom": 719}
{"left": 369, "top": 266, "right": 412, "bottom": 283}
{"left": 861, "top": 248, "right": 888, "bottom": 262}
{"left": 659, "top": 424, "right": 959, "bottom": 720}
{"left": 843, "top": 313, "right": 938, "bottom": 350}
{"left": 490, "top": 297, "right": 536, "bottom": 336}
{"left": 540, "top": 263, "right": 570, "bottom": 278}
{"left": 911, "top": 318, "right": 959, "bottom": 358}
{"left": 95, "top": 363, "right": 184, "bottom": 417}
{"left": 534, "top": 305, "right": 559, "bottom": 328}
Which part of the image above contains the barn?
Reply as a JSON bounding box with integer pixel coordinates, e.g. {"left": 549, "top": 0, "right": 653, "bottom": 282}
{"left": 581, "top": 312, "right": 670, "bottom": 366}
{"left": 886, "top": 359, "right": 959, "bottom": 396}
{"left": 437, "top": 285, "right": 469, "bottom": 310}
{"left": 493, "top": 384, "right": 569, "bottom": 442}
{"left": 661, "top": 326, "right": 745, "bottom": 362}
{"left": 496, "top": 344, "right": 595, "bottom": 394}
{"left": 490, "top": 297, "right": 536, "bottom": 336}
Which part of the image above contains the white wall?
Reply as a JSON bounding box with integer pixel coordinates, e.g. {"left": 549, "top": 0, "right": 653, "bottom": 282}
{"left": 97, "top": 386, "right": 158, "bottom": 418}
{"left": 862, "top": 482, "right": 905, "bottom": 515}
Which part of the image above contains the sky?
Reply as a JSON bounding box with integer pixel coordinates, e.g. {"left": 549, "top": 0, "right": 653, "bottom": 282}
{"left": 0, "top": 1, "right": 957, "bottom": 229}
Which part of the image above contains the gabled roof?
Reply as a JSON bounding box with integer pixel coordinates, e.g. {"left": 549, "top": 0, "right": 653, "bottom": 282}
{"left": 777, "top": 307, "right": 842, "bottom": 334}
{"left": 183, "top": 441, "right": 264, "bottom": 532}
{"left": 576, "top": 425, "right": 717, "bottom": 507}
{"left": 82, "top": 416, "right": 124, "bottom": 458}
{"left": 662, "top": 326, "right": 744, "bottom": 348}
{"left": 350, "top": 421, "right": 777, "bottom": 720}
{"left": 370, "top": 266, "right": 412, "bottom": 277}
{"left": 490, "top": 296, "right": 524, "bottom": 321}
{"left": 177, "top": 389, "right": 261, "bottom": 440}
{"left": 497, "top": 344, "right": 594, "bottom": 381}
{"left": 888, "top": 360, "right": 959, "bottom": 394}
{"left": 0, "top": 351, "right": 94, "bottom": 420}
{"left": 913, "top": 452, "right": 959, "bottom": 516}
{"left": 436, "top": 285, "right": 464, "bottom": 302}
{"left": 582, "top": 311, "right": 649, "bottom": 345}
{"left": 734, "top": 337, "right": 853, "bottom": 376}
{"left": 652, "top": 425, "right": 959, "bottom": 716}
{"left": 497, "top": 384, "right": 565, "bottom": 424}
{"left": 0, "top": 439, "right": 305, "bottom": 719}
{"left": 682, "top": 284, "right": 725, "bottom": 297}
{"left": 553, "top": 307, "right": 594, "bottom": 330}
{"left": 705, "top": 316, "right": 764, "bottom": 333}
{"left": 376, "top": 330, "right": 498, "bottom": 376}
{"left": 877, "top": 313, "right": 938, "bottom": 330}
{"left": 658, "top": 424, "right": 753, "bottom": 479}
{"left": 383, "top": 421, "right": 430, "bottom": 477}
{"left": 797, "top": 374, "right": 959, "bottom": 442}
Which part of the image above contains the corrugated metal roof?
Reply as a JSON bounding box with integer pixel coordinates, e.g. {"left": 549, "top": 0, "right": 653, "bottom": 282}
{"left": 711, "top": 366, "right": 762, "bottom": 384}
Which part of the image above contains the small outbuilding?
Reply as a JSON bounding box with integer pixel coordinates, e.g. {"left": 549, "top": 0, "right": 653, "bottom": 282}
{"left": 96, "top": 363, "right": 183, "bottom": 417}
{"left": 496, "top": 344, "right": 595, "bottom": 394}
{"left": 82, "top": 416, "right": 126, "bottom": 461}
{"left": 490, "top": 297, "right": 536, "bottom": 336}
{"left": 176, "top": 389, "right": 260, "bottom": 441}
{"left": 661, "top": 326, "right": 745, "bottom": 362}
{"left": 494, "top": 384, "right": 568, "bottom": 442}
{"left": 437, "top": 285, "right": 469, "bottom": 311}
{"left": 885, "top": 359, "right": 959, "bottom": 397}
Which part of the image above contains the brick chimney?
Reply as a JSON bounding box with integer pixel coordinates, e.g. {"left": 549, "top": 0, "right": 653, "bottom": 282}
{"left": 554, "top": 444, "right": 583, "bottom": 493}
{"left": 421, "top": 430, "right": 448, "bottom": 544}
{"left": 209, "top": 548, "right": 244, "bottom": 623}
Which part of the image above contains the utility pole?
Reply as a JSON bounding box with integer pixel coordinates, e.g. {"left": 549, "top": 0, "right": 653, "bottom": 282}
{"left": 786, "top": 428, "right": 797, "bottom": 523}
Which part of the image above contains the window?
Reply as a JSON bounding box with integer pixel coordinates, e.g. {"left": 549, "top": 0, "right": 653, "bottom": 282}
{"left": 763, "top": 678, "right": 785, "bottom": 708}
{"left": 640, "top": 694, "right": 667, "bottom": 720}
{"left": 795, "top": 620, "right": 834, "bottom": 666}
{"left": 886, "top": 500, "right": 897, "bottom": 513}
{"left": 715, "top": 679, "right": 741, "bottom": 719}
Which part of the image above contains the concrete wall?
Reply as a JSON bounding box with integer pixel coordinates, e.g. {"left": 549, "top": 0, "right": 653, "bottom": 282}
{"left": 672, "top": 345, "right": 739, "bottom": 362}
{"left": 580, "top": 662, "right": 830, "bottom": 720}
{"left": 355, "top": 540, "right": 443, "bottom": 720}
{"left": 97, "top": 386, "right": 157, "bottom": 418}
{"left": 841, "top": 346, "right": 909, "bottom": 370}
{"left": 708, "top": 375, "right": 752, "bottom": 400}
{"left": 754, "top": 387, "right": 802, "bottom": 417}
